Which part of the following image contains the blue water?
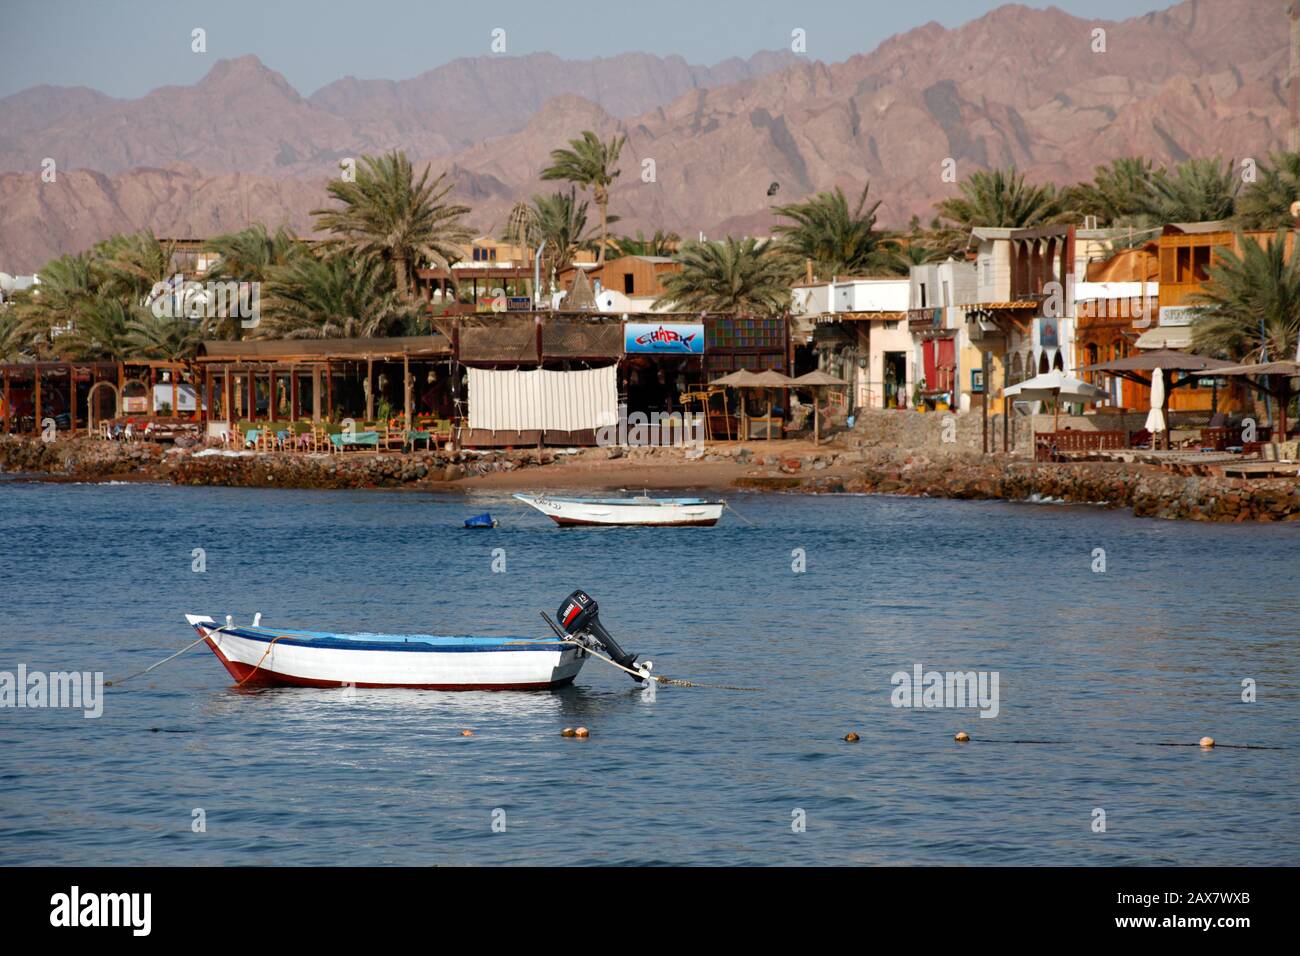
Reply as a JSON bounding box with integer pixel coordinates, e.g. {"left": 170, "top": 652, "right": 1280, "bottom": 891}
{"left": 1, "top": 480, "right": 1297, "bottom": 865}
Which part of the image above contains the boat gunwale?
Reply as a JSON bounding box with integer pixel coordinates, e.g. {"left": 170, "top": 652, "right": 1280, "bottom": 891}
{"left": 210, "top": 624, "right": 572, "bottom": 654}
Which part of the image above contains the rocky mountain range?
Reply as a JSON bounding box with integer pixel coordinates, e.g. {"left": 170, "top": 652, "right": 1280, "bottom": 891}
{"left": 0, "top": 0, "right": 1292, "bottom": 273}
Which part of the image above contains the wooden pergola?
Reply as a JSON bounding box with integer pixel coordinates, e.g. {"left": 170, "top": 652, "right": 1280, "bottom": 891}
{"left": 0, "top": 359, "right": 192, "bottom": 435}
{"left": 194, "top": 335, "right": 454, "bottom": 428}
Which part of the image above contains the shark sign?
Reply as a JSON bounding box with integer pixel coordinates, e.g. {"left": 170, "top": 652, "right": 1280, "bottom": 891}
{"left": 625, "top": 322, "right": 704, "bottom": 354}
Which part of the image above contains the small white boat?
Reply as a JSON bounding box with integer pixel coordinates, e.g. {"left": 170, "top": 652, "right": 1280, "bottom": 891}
{"left": 513, "top": 492, "right": 724, "bottom": 527}
{"left": 184, "top": 590, "right": 644, "bottom": 691}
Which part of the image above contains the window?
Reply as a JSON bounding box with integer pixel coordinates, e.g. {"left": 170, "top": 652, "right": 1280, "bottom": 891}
{"left": 919, "top": 283, "right": 928, "bottom": 308}
{"left": 1192, "top": 246, "right": 1210, "bottom": 281}
{"left": 624, "top": 274, "right": 635, "bottom": 295}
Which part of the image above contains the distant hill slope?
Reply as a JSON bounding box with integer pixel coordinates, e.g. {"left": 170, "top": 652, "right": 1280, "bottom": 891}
{"left": 0, "top": 0, "right": 1290, "bottom": 272}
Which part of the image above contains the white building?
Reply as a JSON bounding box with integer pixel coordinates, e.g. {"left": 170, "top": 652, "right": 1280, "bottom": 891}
{"left": 907, "top": 259, "right": 979, "bottom": 410}
{"left": 791, "top": 277, "right": 911, "bottom": 410}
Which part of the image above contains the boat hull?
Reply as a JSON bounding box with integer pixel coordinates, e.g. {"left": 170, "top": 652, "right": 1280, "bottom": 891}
{"left": 186, "top": 617, "right": 586, "bottom": 691}
{"left": 514, "top": 493, "right": 723, "bottom": 527}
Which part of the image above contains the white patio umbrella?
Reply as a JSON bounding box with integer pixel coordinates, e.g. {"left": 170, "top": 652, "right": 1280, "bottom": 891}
{"left": 1145, "top": 366, "right": 1166, "bottom": 443}
{"left": 1003, "top": 370, "right": 1109, "bottom": 431}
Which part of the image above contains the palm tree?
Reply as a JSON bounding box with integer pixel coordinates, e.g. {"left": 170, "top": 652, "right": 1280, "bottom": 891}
{"left": 207, "top": 223, "right": 305, "bottom": 282}
{"left": 875, "top": 235, "right": 948, "bottom": 276}
{"left": 508, "top": 189, "right": 598, "bottom": 284}
{"left": 121, "top": 313, "right": 202, "bottom": 361}
{"left": 1190, "top": 230, "right": 1300, "bottom": 363}
{"left": 260, "top": 254, "right": 408, "bottom": 339}
{"left": 541, "top": 131, "right": 626, "bottom": 266}
{"left": 1068, "top": 156, "right": 1158, "bottom": 224}
{"left": 0, "top": 311, "right": 31, "bottom": 361}
{"left": 608, "top": 229, "right": 680, "bottom": 258}
{"left": 1234, "top": 151, "right": 1300, "bottom": 230}
{"left": 936, "top": 167, "right": 1069, "bottom": 230}
{"left": 57, "top": 298, "right": 137, "bottom": 361}
{"left": 90, "top": 231, "right": 176, "bottom": 304}
{"left": 1145, "top": 157, "right": 1239, "bottom": 224}
{"left": 654, "top": 238, "right": 796, "bottom": 315}
{"left": 773, "top": 183, "right": 885, "bottom": 277}
{"left": 10, "top": 253, "right": 97, "bottom": 355}
{"left": 312, "top": 150, "right": 474, "bottom": 302}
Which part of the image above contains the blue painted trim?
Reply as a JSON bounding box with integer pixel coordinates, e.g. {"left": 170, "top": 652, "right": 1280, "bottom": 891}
{"left": 213, "top": 624, "right": 568, "bottom": 654}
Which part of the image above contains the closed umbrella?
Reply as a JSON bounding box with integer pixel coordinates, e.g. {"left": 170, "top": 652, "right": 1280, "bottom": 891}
{"left": 1145, "top": 367, "right": 1166, "bottom": 446}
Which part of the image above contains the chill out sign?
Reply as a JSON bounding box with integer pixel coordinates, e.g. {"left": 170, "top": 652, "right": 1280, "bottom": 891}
{"left": 624, "top": 322, "right": 704, "bottom": 354}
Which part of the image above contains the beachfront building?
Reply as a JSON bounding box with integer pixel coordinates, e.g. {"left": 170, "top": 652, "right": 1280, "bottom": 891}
{"left": 907, "top": 260, "right": 978, "bottom": 411}
{"left": 959, "top": 226, "right": 1075, "bottom": 403}
{"left": 1145, "top": 223, "right": 1294, "bottom": 416}
{"left": 1073, "top": 243, "right": 1160, "bottom": 409}
{"left": 792, "top": 277, "right": 910, "bottom": 412}
{"left": 0, "top": 272, "right": 38, "bottom": 305}
{"left": 0, "top": 359, "right": 196, "bottom": 436}
{"left": 551, "top": 255, "right": 683, "bottom": 314}
{"left": 194, "top": 335, "right": 456, "bottom": 441}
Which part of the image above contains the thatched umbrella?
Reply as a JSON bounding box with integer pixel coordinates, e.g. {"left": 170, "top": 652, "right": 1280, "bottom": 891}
{"left": 710, "top": 369, "right": 796, "bottom": 440}
{"left": 707, "top": 369, "right": 762, "bottom": 439}
{"left": 792, "top": 370, "right": 850, "bottom": 445}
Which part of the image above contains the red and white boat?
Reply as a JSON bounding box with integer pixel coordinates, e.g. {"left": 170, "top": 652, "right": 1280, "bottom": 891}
{"left": 184, "top": 590, "right": 644, "bottom": 691}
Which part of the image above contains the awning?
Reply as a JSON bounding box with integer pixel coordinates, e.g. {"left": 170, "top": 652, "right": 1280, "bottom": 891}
{"left": 1135, "top": 326, "right": 1192, "bottom": 350}
{"left": 962, "top": 301, "right": 1040, "bottom": 311}
{"left": 825, "top": 311, "right": 907, "bottom": 322}
{"left": 467, "top": 366, "right": 616, "bottom": 432}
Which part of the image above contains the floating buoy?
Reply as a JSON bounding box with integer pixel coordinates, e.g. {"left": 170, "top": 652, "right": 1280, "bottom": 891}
{"left": 843, "top": 732, "right": 860, "bottom": 742}
{"left": 1199, "top": 736, "right": 1215, "bottom": 748}
{"left": 561, "top": 727, "right": 576, "bottom": 737}
{"left": 575, "top": 727, "right": 590, "bottom": 738}
{"left": 460, "top": 729, "right": 474, "bottom": 737}
{"left": 955, "top": 731, "right": 970, "bottom": 742}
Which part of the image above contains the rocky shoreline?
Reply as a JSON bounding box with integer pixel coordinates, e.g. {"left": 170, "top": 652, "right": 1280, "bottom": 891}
{"left": 2, "top": 433, "right": 1298, "bottom": 523}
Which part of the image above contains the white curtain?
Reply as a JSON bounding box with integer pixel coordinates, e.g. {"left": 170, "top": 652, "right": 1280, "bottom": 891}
{"left": 467, "top": 366, "right": 617, "bottom": 432}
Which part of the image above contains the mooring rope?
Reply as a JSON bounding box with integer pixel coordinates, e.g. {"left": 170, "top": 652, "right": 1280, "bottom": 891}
{"left": 104, "top": 628, "right": 227, "bottom": 687}
{"left": 722, "top": 499, "right": 756, "bottom": 526}
{"left": 235, "top": 635, "right": 288, "bottom": 687}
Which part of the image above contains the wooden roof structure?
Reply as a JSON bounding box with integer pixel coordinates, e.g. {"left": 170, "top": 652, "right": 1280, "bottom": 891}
{"left": 195, "top": 335, "right": 451, "bottom": 363}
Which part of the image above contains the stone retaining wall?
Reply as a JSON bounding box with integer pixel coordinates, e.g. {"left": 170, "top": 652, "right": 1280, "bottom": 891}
{"left": 3, "top": 435, "right": 1297, "bottom": 523}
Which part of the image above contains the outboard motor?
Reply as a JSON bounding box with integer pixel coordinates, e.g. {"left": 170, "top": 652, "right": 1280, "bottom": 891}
{"left": 557, "top": 590, "right": 640, "bottom": 678}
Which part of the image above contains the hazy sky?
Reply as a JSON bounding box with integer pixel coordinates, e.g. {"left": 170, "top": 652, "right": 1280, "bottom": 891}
{"left": 1, "top": 0, "right": 1175, "bottom": 100}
